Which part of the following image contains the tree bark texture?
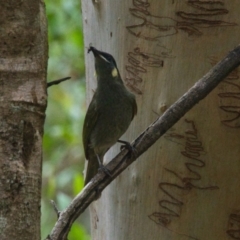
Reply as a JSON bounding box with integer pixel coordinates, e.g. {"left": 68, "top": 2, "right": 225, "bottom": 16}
{"left": 82, "top": 1, "right": 240, "bottom": 240}
{"left": 0, "top": 1, "right": 48, "bottom": 240}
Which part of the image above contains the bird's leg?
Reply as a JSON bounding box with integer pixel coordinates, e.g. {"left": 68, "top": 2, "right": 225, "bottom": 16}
{"left": 96, "top": 154, "right": 112, "bottom": 177}
{"left": 117, "top": 140, "right": 137, "bottom": 156}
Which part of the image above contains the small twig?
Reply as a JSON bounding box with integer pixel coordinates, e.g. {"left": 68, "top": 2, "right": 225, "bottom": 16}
{"left": 50, "top": 200, "right": 61, "bottom": 219}
{"left": 47, "top": 77, "right": 71, "bottom": 88}
{"left": 46, "top": 45, "right": 240, "bottom": 240}
{"left": 45, "top": 201, "right": 62, "bottom": 240}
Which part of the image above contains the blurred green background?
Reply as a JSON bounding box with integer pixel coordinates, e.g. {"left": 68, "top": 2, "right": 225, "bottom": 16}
{"left": 42, "top": 0, "right": 90, "bottom": 239}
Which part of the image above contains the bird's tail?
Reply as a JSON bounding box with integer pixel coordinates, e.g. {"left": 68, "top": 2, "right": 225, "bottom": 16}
{"left": 84, "top": 156, "right": 99, "bottom": 186}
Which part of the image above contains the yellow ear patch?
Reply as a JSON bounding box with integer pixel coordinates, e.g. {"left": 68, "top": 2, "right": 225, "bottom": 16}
{"left": 111, "top": 68, "right": 118, "bottom": 77}
{"left": 94, "top": 70, "right": 97, "bottom": 77}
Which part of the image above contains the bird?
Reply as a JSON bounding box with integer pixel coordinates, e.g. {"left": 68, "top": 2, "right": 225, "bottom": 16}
{"left": 83, "top": 46, "right": 137, "bottom": 185}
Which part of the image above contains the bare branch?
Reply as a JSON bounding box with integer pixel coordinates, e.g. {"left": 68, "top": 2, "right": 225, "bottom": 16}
{"left": 50, "top": 200, "right": 61, "bottom": 219}
{"left": 47, "top": 77, "right": 71, "bottom": 88}
{"left": 46, "top": 45, "right": 240, "bottom": 240}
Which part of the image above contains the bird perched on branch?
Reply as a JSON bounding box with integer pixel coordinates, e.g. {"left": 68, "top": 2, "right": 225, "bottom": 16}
{"left": 83, "top": 46, "right": 137, "bottom": 185}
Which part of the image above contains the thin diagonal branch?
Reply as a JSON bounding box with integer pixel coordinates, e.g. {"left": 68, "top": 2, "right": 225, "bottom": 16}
{"left": 46, "top": 44, "right": 240, "bottom": 240}
{"left": 47, "top": 77, "right": 71, "bottom": 88}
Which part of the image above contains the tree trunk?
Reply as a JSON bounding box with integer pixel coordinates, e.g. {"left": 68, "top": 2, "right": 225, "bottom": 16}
{"left": 0, "top": 1, "right": 48, "bottom": 239}
{"left": 82, "top": 1, "right": 240, "bottom": 239}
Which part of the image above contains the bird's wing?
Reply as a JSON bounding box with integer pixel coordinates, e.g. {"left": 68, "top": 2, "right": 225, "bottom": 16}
{"left": 82, "top": 95, "right": 99, "bottom": 160}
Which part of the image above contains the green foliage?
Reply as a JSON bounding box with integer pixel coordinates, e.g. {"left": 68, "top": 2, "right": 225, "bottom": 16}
{"left": 42, "top": 0, "right": 90, "bottom": 239}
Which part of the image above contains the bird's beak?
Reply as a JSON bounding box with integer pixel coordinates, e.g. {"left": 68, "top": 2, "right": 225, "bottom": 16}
{"left": 88, "top": 46, "right": 100, "bottom": 57}
{"left": 88, "top": 46, "right": 110, "bottom": 63}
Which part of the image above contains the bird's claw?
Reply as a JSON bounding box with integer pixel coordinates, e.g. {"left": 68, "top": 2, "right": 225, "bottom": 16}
{"left": 117, "top": 140, "right": 138, "bottom": 157}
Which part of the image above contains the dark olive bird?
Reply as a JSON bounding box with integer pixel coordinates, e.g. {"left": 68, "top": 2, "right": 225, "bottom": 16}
{"left": 83, "top": 47, "right": 137, "bottom": 185}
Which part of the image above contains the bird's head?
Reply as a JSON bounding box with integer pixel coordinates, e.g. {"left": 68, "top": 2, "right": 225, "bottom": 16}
{"left": 88, "top": 46, "right": 119, "bottom": 79}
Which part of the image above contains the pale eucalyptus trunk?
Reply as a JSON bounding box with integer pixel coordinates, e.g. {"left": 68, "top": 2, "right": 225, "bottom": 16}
{"left": 82, "top": 1, "right": 240, "bottom": 239}
{"left": 0, "top": 1, "right": 48, "bottom": 239}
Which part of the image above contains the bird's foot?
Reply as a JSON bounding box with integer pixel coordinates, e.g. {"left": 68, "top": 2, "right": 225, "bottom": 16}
{"left": 117, "top": 140, "right": 138, "bottom": 157}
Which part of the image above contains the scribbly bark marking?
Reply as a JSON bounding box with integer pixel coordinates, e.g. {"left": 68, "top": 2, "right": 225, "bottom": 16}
{"left": 209, "top": 56, "right": 240, "bottom": 128}
{"left": 149, "top": 119, "right": 218, "bottom": 238}
{"left": 125, "top": 47, "right": 174, "bottom": 95}
{"left": 127, "top": 0, "right": 236, "bottom": 41}
{"left": 227, "top": 210, "right": 240, "bottom": 239}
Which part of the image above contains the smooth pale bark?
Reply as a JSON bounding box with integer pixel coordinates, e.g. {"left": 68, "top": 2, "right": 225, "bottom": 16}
{"left": 82, "top": 1, "right": 240, "bottom": 239}
{"left": 0, "top": 1, "right": 48, "bottom": 239}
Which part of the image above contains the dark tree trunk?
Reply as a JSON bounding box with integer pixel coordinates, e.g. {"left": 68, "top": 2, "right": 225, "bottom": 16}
{"left": 0, "top": 1, "right": 48, "bottom": 239}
